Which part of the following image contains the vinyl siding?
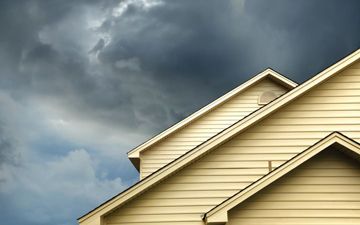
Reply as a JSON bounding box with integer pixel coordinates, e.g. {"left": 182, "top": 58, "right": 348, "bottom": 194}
{"left": 227, "top": 148, "right": 360, "bottom": 225}
{"left": 140, "top": 78, "right": 289, "bottom": 178}
{"left": 104, "top": 61, "right": 360, "bottom": 225}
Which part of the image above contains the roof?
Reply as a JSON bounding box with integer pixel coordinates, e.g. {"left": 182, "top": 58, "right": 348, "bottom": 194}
{"left": 127, "top": 68, "right": 297, "bottom": 169}
{"left": 203, "top": 132, "right": 360, "bottom": 224}
{"left": 78, "top": 48, "right": 360, "bottom": 224}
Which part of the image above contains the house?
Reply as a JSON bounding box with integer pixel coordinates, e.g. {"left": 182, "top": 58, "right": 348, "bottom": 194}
{"left": 78, "top": 49, "right": 360, "bottom": 225}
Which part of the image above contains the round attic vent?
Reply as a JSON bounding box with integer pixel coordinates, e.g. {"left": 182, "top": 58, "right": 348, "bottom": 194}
{"left": 258, "top": 91, "right": 277, "bottom": 105}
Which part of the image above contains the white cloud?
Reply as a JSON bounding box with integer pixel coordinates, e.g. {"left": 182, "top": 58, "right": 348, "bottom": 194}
{"left": 112, "top": 0, "right": 163, "bottom": 18}
{"left": 0, "top": 149, "right": 125, "bottom": 225}
{"left": 115, "top": 57, "right": 141, "bottom": 71}
{"left": 0, "top": 91, "right": 134, "bottom": 225}
{"left": 231, "top": 0, "right": 246, "bottom": 13}
{"left": 37, "top": 3, "right": 109, "bottom": 56}
{"left": 34, "top": 96, "right": 148, "bottom": 156}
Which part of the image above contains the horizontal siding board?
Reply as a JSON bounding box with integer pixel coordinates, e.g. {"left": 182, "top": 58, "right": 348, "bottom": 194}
{"left": 285, "top": 103, "right": 360, "bottom": 110}
{"left": 152, "top": 183, "right": 252, "bottom": 190}
{"left": 188, "top": 168, "right": 269, "bottom": 176}
{"left": 327, "top": 75, "right": 360, "bottom": 82}
{"left": 295, "top": 96, "right": 360, "bottom": 104}
{"left": 240, "top": 131, "right": 360, "bottom": 138}
{"left": 122, "top": 198, "right": 225, "bottom": 207}
{"left": 263, "top": 117, "right": 360, "bottom": 125}
{"left": 243, "top": 201, "right": 360, "bottom": 209}
{"left": 108, "top": 221, "right": 203, "bottom": 224}
{"left": 185, "top": 161, "right": 284, "bottom": 169}
{"left": 169, "top": 175, "right": 262, "bottom": 183}
{"left": 317, "top": 82, "right": 360, "bottom": 89}
{"left": 275, "top": 176, "right": 360, "bottom": 185}
{"left": 228, "top": 218, "right": 360, "bottom": 225}
{"left": 287, "top": 168, "right": 360, "bottom": 177}
{"left": 214, "top": 146, "right": 305, "bottom": 154}
{"left": 116, "top": 206, "right": 209, "bottom": 215}
{"left": 279, "top": 111, "right": 360, "bottom": 118}
{"left": 268, "top": 184, "right": 360, "bottom": 193}
{"left": 203, "top": 153, "right": 296, "bottom": 161}
{"left": 231, "top": 209, "right": 360, "bottom": 218}
{"left": 107, "top": 214, "right": 202, "bottom": 223}
{"left": 144, "top": 190, "right": 237, "bottom": 199}
{"left": 310, "top": 89, "right": 360, "bottom": 96}
{"left": 246, "top": 124, "right": 360, "bottom": 132}
{"left": 223, "top": 139, "right": 318, "bottom": 147}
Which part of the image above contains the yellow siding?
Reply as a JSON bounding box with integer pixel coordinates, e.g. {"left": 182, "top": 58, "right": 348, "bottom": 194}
{"left": 227, "top": 148, "right": 360, "bottom": 225}
{"left": 141, "top": 78, "right": 289, "bottom": 178}
{"left": 105, "top": 61, "right": 360, "bottom": 225}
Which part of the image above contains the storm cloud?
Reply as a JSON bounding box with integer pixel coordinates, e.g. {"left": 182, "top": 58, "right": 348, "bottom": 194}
{"left": 0, "top": 0, "right": 359, "bottom": 225}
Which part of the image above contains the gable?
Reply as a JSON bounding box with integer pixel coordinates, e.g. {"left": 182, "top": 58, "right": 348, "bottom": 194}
{"left": 140, "top": 76, "right": 290, "bottom": 178}
{"left": 78, "top": 50, "right": 360, "bottom": 225}
{"left": 227, "top": 148, "right": 360, "bottom": 225}
{"left": 204, "top": 131, "right": 360, "bottom": 223}
{"left": 127, "top": 69, "right": 297, "bottom": 177}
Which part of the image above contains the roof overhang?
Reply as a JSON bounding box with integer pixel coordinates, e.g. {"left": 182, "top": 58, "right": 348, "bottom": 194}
{"left": 204, "top": 132, "right": 360, "bottom": 224}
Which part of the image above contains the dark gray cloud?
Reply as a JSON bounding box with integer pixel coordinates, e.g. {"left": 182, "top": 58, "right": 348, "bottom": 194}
{"left": 0, "top": 123, "right": 13, "bottom": 163}
{"left": 2, "top": 0, "right": 360, "bottom": 134}
{"left": 0, "top": 0, "right": 359, "bottom": 225}
{"left": 0, "top": 123, "right": 19, "bottom": 169}
{"left": 98, "top": 0, "right": 360, "bottom": 114}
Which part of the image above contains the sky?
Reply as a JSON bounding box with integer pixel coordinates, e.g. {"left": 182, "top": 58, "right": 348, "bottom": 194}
{"left": 0, "top": 0, "right": 359, "bottom": 225}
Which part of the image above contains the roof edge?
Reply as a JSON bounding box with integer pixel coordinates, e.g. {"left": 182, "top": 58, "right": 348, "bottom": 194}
{"left": 204, "top": 132, "right": 360, "bottom": 224}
